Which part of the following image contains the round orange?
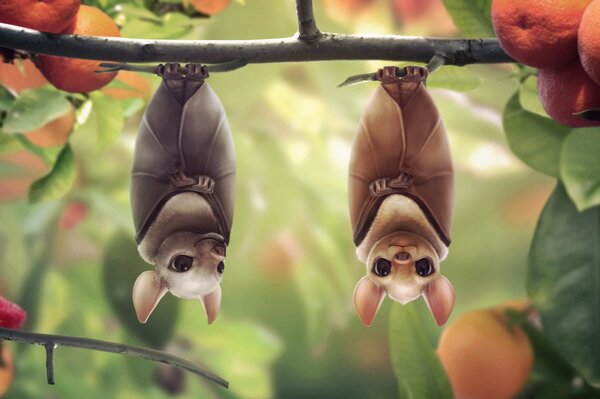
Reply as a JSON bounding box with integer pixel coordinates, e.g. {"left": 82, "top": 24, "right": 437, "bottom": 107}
{"left": 190, "top": 0, "right": 231, "bottom": 15}
{"left": 0, "top": 60, "right": 47, "bottom": 93}
{"left": 492, "top": 0, "right": 592, "bottom": 68}
{"left": 0, "top": 0, "right": 80, "bottom": 33}
{"left": 101, "top": 71, "right": 152, "bottom": 100}
{"left": 25, "top": 105, "right": 75, "bottom": 147}
{"left": 437, "top": 303, "right": 534, "bottom": 399}
{"left": 579, "top": 0, "right": 600, "bottom": 85}
{"left": 538, "top": 58, "right": 600, "bottom": 127}
{"left": 0, "top": 345, "right": 14, "bottom": 396}
{"left": 37, "top": 5, "right": 120, "bottom": 93}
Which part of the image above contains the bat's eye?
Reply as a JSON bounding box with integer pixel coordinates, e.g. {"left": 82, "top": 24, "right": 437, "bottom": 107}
{"left": 373, "top": 258, "right": 392, "bottom": 277}
{"left": 170, "top": 255, "right": 193, "bottom": 272}
{"left": 217, "top": 261, "right": 225, "bottom": 274}
{"left": 415, "top": 258, "right": 434, "bottom": 277}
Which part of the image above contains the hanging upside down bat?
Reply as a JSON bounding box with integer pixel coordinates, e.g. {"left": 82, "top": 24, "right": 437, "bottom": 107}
{"left": 349, "top": 66, "right": 455, "bottom": 327}
{"left": 130, "top": 63, "right": 235, "bottom": 325}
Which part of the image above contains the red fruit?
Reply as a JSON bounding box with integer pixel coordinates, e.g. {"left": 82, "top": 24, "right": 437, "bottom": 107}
{"left": 578, "top": 0, "right": 600, "bottom": 85}
{"left": 491, "top": 0, "right": 591, "bottom": 68}
{"left": 538, "top": 58, "right": 600, "bottom": 127}
{"left": 0, "top": 0, "right": 80, "bottom": 34}
{"left": 60, "top": 201, "right": 88, "bottom": 229}
{"left": 0, "top": 297, "right": 26, "bottom": 330}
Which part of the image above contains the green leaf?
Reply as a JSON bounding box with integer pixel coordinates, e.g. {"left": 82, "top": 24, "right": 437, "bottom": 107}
{"left": 0, "top": 131, "right": 22, "bottom": 155}
{"left": 442, "top": 0, "right": 494, "bottom": 37}
{"left": 2, "top": 88, "right": 70, "bottom": 133}
{"left": 561, "top": 129, "right": 600, "bottom": 211}
{"left": 28, "top": 144, "right": 76, "bottom": 203}
{"left": 389, "top": 304, "right": 453, "bottom": 399}
{"left": 427, "top": 66, "right": 480, "bottom": 91}
{"left": 503, "top": 93, "right": 571, "bottom": 177}
{"left": 528, "top": 184, "right": 600, "bottom": 386}
{"left": 90, "top": 92, "right": 125, "bottom": 148}
{"left": 0, "top": 85, "right": 16, "bottom": 111}
{"left": 519, "top": 76, "right": 547, "bottom": 117}
{"left": 103, "top": 231, "right": 179, "bottom": 348}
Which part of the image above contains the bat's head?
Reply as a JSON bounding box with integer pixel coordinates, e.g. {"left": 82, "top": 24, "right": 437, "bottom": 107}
{"left": 353, "top": 231, "right": 454, "bottom": 327}
{"left": 133, "top": 232, "right": 226, "bottom": 325}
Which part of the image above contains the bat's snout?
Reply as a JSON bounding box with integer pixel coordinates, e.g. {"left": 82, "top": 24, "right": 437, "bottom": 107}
{"left": 393, "top": 251, "right": 412, "bottom": 264}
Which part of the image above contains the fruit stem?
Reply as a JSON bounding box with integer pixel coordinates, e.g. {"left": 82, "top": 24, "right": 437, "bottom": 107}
{"left": 0, "top": 327, "right": 229, "bottom": 389}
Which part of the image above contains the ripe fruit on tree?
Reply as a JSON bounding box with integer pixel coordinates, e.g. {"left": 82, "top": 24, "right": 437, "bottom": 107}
{"left": 537, "top": 58, "right": 600, "bottom": 127}
{"left": 0, "top": 345, "right": 14, "bottom": 396}
{"left": 189, "top": 0, "right": 231, "bottom": 15}
{"left": 491, "top": 0, "right": 592, "bottom": 68}
{"left": 0, "top": 0, "right": 80, "bottom": 34}
{"left": 0, "top": 60, "right": 47, "bottom": 93}
{"left": 101, "top": 71, "right": 153, "bottom": 101}
{"left": 25, "top": 105, "right": 75, "bottom": 148}
{"left": 578, "top": 0, "right": 600, "bottom": 86}
{"left": 437, "top": 302, "right": 534, "bottom": 399}
{"left": 36, "top": 5, "right": 121, "bottom": 93}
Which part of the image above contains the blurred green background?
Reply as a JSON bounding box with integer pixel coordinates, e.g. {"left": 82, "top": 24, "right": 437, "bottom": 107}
{"left": 0, "top": 0, "right": 558, "bottom": 398}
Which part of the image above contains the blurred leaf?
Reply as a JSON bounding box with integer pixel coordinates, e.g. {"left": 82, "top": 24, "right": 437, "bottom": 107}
{"left": 428, "top": 66, "right": 480, "bottom": 91}
{"left": 2, "top": 88, "right": 70, "bottom": 133}
{"left": 119, "top": 5, "right": 204, "bottom": 40}
{"left": 561, "top": 129, "right": 600, "bottom": 211}
{"left": 120, "top": 97, "right": 146, "bottom": 118}
{"left": 389, "top": 304, "right": 453, "bottom": 399}
{"left": 442, "top": 0, "right": 494, "bottom": 37}
{"left": 90, "top": 92, "right": 125, "bottom": 148}
{"left": 503, "top": 93, "right": 571, "bottom": 177}
{"left": 519, "top": 76, "right": 547, "bottom": 117}
{"left": 528, "top": 184, "right": 600, "bottom": 386}
{"left": 103, "top": 231, "right": 179, "bottom": 348}
{"left": 28, "top": 144, "right": 76, "bottom": 203}
{"left": 0, "top": 85, "right": 16, "bottom": 111}
{"left": 0, "top": 132, "right": 22, "bottom": 155}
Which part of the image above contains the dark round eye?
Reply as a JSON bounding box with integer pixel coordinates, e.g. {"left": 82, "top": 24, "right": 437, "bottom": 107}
{"left": 170, "top": 255, "right": 193, "bottom": 272}
{"left": 217, "top": 261, "right": 225, "bottom": 274}
{"left": 415, "top": 258, "right": 434, "bottom": 277}
{"left": 372, "top": 258, "right": 392, "bottom": 277}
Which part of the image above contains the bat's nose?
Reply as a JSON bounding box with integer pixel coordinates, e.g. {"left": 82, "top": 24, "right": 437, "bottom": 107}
{"left": 394, "top": 252, "right": 411, "bottom": 263}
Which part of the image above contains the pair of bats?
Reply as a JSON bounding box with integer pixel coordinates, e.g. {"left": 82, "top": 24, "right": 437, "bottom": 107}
{"left": 130, "top": 64, "right": 454, "bottom": 327}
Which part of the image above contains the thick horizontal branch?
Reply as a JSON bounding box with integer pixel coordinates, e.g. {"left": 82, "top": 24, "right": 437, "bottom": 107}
{"left": 0, "top": 23, "right": 513, "bottom": 66}
{"left": 0, "top": 327, "right": 228, "bottom": 388}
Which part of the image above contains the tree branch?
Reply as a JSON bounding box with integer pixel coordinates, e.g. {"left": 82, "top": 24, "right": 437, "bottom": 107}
{"left": 0, "top": 327, "right": 228, "bottom": 389}
{"left": 0, "top": 23, "right": 512, "bottom": 66}
{"left": 295, "top": 0, "right": 321, "bottom": 42}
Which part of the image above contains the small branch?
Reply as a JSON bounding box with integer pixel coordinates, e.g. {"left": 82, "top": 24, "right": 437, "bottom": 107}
{"left": 295, "top": 0, "right": 321, "bottom": 42}
{"left": 44, "top": 343, "right": 55, "bottom": 385}
{"left": 0, "top": 327, "right": 228, "bottom": 389}
{"left": 425, "top": 54, "right": 446, "bottom": 73}
{"left": 0, "top": 23, "right": 512, "bottom": 65}
{"left": 97, "top": 59, "right": 248, "bottom": 74}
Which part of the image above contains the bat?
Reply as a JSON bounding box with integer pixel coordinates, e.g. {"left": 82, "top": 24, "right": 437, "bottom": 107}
{"left": 130, "top": 63, "right": 235, "bottom": 325}
{"left": 349, "top": 66, "right": 455, "bottom": 327}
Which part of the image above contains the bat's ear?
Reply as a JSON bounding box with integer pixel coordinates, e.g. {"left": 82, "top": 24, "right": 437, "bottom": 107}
{"left": 353, "top": 276, "right": 386, "bottom": 327}
{"left": 423, "top": 275, "right": 454, "bottom": 326}
{"left": 132, "top": 271, "right": 168, "bottom": 324}
{"left": 201, "top": 285, "right": 222, "bottom": 325}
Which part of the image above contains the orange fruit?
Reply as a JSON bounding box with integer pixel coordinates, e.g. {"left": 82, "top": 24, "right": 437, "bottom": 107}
{"left": 437, "top": 302, "right": 534, "bottom": 399}
{"left": 0, "top": 345, "right": 14, "bottom": 396}
{"left": 491, "top": 0, "right": 592, "bottom": 68}
{"left": 0, "top": 151, "right": 48, "bottom": 202}
{"left": 101, "top": 71, "right": 152, "bottom": 100}
{"left": 0, "top": 60, "right": 47, "bottom": 93}
{"left": 0, "top": 0, "right": 80, "bottom": 33}
{"left": 190, "top": 0, "right": 231, "bottom": 15}
{"left": 24, "top": 105, "right": 75, "bottom": 148}
{"left": 538, "top": 58, "right": 600, "bottom": 127}
{"left": 578, "top": 0, "right": 600, "bottom": 85}
{"left": 37, "top": 5, "right": 120, "bottom": 93}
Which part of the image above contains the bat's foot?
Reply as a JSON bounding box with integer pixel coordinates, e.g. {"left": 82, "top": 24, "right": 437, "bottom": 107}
{"left": 375, "top": 66, "right": 401, "bottom": 83}
{"left": 375, "top": 65, "right": 428, "bottom": 84}
{"left": 184, "top": 64, "right": 209, "bottom": 81}
{"left": 402, "top": 65, "right": 429, "bottom": 82}
{"left": 156, "top": 63, "right": 185, "bottom": 80}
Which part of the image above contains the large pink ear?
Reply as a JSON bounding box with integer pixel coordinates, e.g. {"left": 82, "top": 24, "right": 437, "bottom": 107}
{"left": 201, "top": 285, "right": 222, "bottom": 325}
{"left": 132, "top": 271, "right": 168, "bottom": 324}
{"left": 423, "top": 275, "right": 454, "bottom": 326}
{"left": 353, "top": 276, "right": 386, "bottom": 327}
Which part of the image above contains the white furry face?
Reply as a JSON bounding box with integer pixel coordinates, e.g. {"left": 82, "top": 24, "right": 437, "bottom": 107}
{"left": 152, "top": 232, "right": 225, "bottom": 299}
{"left": 365, "top": 231, "right": 439, "bottom": 304}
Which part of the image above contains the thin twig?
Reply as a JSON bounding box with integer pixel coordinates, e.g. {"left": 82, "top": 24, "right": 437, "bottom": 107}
{"left": 0, "top": 327, "right": 228, "bottom": 389}
{"left": 44, "top": 343, "right": 55, "bottom": 385}
{"left": 295, "top": 0, "right": 321, "bottom": 42}
{"left": 97, "top": 59, "right": 248, "bottom": 74}
{"left": 0, "top": 23, "right": 512, "bottom": 65}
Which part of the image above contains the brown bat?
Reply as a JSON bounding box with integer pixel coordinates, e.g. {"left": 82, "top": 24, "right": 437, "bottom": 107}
{"left": 349, "top": 66, "right": 455, "bottom": 327}
{"left": 130, "top": 64, "right": 235, "bottom": 325}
